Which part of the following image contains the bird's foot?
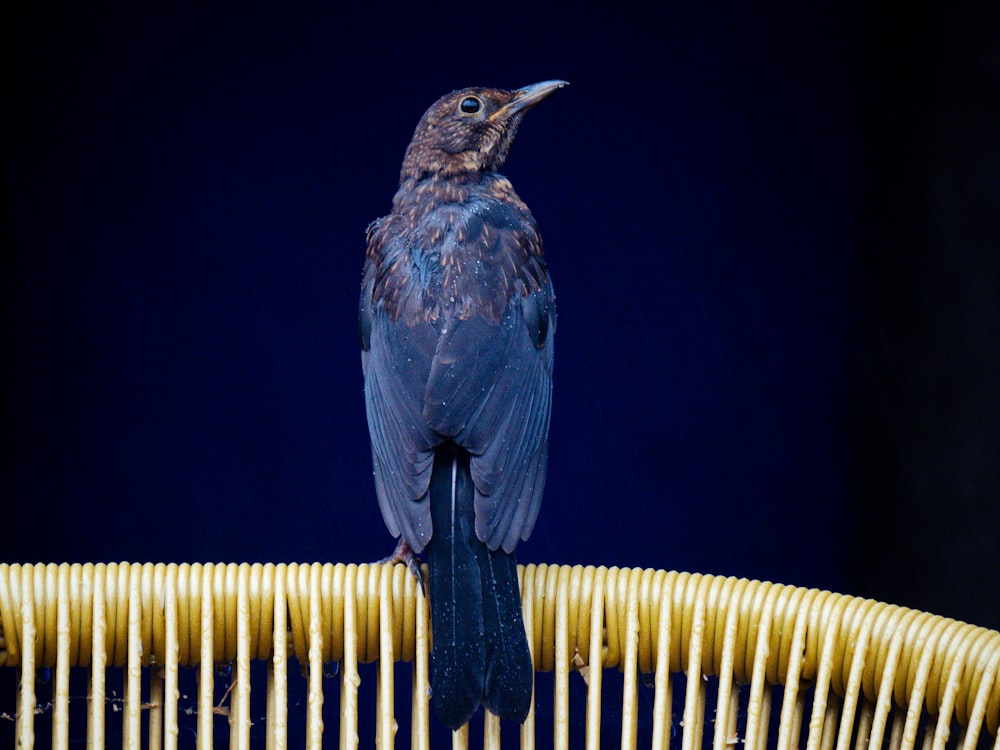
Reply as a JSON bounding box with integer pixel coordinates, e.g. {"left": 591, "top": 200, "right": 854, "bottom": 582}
{"left": 377, "top": 538, "right": 426, "bottom": 590}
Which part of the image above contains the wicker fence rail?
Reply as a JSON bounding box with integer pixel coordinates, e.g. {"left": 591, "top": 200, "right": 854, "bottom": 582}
{"left": 1, "top": 562, "right": 998, "bottom": 749}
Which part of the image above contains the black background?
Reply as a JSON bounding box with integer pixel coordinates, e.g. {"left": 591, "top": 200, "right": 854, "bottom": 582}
{"left": 4, "top": 0, "right": 998, "bottom": 720}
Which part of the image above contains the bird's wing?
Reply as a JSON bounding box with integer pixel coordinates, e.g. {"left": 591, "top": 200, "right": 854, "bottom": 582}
{"left": 362, "top": 200, "right": 555, "bottom": 555}
{"left": 361, "top": 251, "right": 440, "bottom": 552}
{"left": 423, "top": 228, "right": 555, "bottom": 554}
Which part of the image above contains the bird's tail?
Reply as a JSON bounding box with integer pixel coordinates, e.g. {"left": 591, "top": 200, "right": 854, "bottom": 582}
{"left": 425, "top": 444, "right": 534, "bottom": 730}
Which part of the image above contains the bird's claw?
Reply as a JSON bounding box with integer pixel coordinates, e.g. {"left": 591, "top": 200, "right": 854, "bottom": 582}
{"left": 377, "top": 538, "right": 426, "bottom": 592}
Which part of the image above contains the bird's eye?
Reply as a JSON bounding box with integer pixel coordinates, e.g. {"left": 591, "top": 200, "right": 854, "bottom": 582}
{"left": 459, "top": 96, "right": 483, "bottom": 115}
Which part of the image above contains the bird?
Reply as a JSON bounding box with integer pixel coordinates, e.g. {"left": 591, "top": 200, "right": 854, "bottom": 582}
{"left": 359, "top": 80, "right": 566, "bottom": 730}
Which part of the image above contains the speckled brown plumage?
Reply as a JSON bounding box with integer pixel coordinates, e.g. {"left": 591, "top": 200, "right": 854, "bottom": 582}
{"left": 364, "top": 175, "right": 546, "bottom": 327}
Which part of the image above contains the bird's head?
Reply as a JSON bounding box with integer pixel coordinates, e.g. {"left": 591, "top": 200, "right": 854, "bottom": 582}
{"left": 400, "top": 80, "right": 568, "bottom": 182}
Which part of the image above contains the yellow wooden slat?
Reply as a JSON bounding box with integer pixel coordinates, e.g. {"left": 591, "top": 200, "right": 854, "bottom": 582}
{"left": 0, "top": 562, "right": 997, "bottom": 749}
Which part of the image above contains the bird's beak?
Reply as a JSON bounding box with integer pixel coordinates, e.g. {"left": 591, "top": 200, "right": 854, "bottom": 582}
{"left": 494, "top": 80, "right": 569, "bottom": 120}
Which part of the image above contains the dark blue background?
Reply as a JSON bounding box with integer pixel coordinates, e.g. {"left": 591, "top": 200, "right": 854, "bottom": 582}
{"left": 5, "top": 2, "right": 997, "bottom": 627}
